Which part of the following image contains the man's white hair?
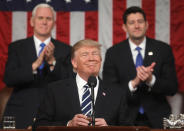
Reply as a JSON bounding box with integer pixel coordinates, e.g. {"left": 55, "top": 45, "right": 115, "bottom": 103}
{"left": 32, "top": 3, "right": 56, "bottom": 21}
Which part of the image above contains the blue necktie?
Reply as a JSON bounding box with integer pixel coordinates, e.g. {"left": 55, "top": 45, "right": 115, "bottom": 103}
{"left": 135, "top": 47, "right": 143, "bottom": 68}
{"left": 38, "top": 43, "right": 46, "bottom": 70}
{"left": 81, "top": 84, "right": 92, "bottom": 116}
{"left": 135, "top": 47, "right": 144, "bottom": 114}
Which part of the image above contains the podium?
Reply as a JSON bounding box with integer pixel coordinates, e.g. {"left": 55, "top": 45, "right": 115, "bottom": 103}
{"left": 37, "top": 126, "right": 150, "bottom": 131}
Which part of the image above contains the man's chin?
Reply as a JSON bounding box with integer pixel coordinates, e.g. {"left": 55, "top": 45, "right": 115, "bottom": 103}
{"left": 88, "top": 72, "right": 98, "bottom": 77}
{"left": 132, "top": 36, "right": 144, "bottom": 41}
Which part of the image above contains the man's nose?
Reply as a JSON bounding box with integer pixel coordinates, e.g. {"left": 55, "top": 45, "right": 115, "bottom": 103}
{"left": 135, "top": 22, "right": 139, "bottom": 28}
{"left": 88, "top": 54, "right": 95, "bottom": 60}
{"left": 42, "top": 18, "right": 47, "bottom": 24}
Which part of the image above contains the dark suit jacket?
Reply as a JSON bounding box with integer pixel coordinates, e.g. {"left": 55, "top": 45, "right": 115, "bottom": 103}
{"left": 3, "top": 37, "right": 73, "bottom": 129}
{"left": 36, "top": 77, "right": 129, "bottom": 126}
{"left": 103, "top": 37, "right": 178, "bottom": 128}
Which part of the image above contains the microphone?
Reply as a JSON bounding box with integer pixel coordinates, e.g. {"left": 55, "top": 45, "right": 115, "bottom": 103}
{"left": 87, "top": 76, "right": 97, "bottom": 126}
{"left": 87, "top": 76, "right": 97, "bottom": 88}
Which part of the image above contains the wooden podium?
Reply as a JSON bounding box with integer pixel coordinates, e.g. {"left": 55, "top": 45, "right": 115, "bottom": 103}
{"left": 36, "top": 126, "right": 150, "bottom": 131}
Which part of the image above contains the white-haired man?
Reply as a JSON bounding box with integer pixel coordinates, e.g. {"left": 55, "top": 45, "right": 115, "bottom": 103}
{"left": 3, "top": 3, "right": 72, "bottom": 129}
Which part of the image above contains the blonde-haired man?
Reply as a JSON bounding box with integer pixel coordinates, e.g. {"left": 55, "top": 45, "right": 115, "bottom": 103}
{"left": 36, "top": 39, "right": 130, "bottom": 126}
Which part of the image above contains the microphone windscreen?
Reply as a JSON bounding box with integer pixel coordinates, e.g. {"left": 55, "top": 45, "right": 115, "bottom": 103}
{"left": 88, "top": 76, "right": 97, "bottom": 87}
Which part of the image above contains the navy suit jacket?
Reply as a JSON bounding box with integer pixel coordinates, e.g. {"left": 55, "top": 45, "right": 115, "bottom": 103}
{"left": 36, "top": 77, "right": 129, "bottom": 126}
{"left": 3, "top": 37, "right": 73, "bottom": 129}
{"left": 103, "top": 37, "right": 178, "bottom": 128}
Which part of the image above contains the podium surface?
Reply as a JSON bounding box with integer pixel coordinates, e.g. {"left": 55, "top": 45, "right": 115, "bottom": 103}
{"left": 37, "top": 126, "right": 150, "bottom": 131}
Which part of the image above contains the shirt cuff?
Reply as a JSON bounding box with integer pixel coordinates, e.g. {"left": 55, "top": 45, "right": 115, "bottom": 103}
{"left": 146, "top": 74, "right": 156, "bottom": 87}
{"left": 146, "top": 75, "right": 156, "bottom": 92}
{"left": 49, "top": 60, "right": 56, "bottom": 72}
{"left": 128, "top": 80, "right": 137, "bottom": 92}
{"left": 33, "top": 70, "right": 37, "bottom": 74}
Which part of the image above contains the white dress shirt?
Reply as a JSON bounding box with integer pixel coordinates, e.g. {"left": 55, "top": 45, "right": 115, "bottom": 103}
{"left": 32, "top": 36, "right": 55, "bottom": 74}
{"left": 33, "top": 35, "right": 51, "bottom": 57}
{"left": 128, "top": 37, "right": 156, "bottom": 92}
{"left": 76, "top": 73, "right": 99, "bottom": 105}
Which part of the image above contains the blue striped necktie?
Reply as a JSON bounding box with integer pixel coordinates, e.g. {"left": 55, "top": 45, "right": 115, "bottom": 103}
{"left": 135, "top": 47, "right": 144, "bottom": 114}
{"left": 38, "top": 43, "right": 46, "bottom": 70}
{"left": 81, "top": 84, "right": 92, "bottom": 116}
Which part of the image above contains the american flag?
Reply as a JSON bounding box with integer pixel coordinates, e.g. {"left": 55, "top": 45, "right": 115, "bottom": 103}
{"left": 0, "top": 0, "right": 184, "bottom": 93}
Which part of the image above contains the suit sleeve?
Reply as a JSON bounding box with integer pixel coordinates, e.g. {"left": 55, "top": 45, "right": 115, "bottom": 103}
{"left": 4, "top": 43, "right": 34, "bottom": 86}
{"left": 118, "top": 90, "right": 133, "bottom": 126}
{"left": 103, "top": 48, "right": 120, "bottom": 84}
{"left": 36, "top": 86, "right": 68, "bottom": 126}
{"left": 151, "top": 45, "right": 178, "bottom": 95}
{"left": 45, "top": 42, "right": 74, "bottom": 82}
{"left": 46, "top": 53, "right": 74, "bottom": 82}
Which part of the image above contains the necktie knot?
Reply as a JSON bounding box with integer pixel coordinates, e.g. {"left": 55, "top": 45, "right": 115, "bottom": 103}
{"left": 135, "top": 47, "right": 142, "bottom": 52}
{"left": 39, "top": 43, "right": 46, "bottom": 56}
{"left": 40, "top": 43, "right": 46, "bottom": 48}
{"left": 83, "top": 84, "right": 89, "bottom": 90}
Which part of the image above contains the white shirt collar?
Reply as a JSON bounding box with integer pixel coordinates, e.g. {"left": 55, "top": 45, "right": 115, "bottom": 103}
{"left": 76, "top": 74, "right": 99, "bottom": 89}
{"left": 129, "top": 37, "right": 146, "bottom": 52}
{"left": 76, "top": 73, "right": 88, "bottom": 92}
{"left": 76, "top": 73, "right": 99, "bottom": 105}
{"left": 33, "top": 36, "right": 51, "bottom": 56}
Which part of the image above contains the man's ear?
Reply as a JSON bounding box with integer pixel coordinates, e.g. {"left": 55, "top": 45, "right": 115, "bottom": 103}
{"left": 30, "top": 17, "right": 34, "bottom": 27}
{"left": 146, "top": 21, "right": 149, "bottom": 31}
{"left": 71, "top": 58, "right": 77, "bottom": 69}
{"left": 122, "top": 24, "right": 127, "bottom": 32}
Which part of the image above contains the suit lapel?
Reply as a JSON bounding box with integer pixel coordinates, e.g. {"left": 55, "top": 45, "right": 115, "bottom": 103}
{"left": 51, "top": 38, "right": 57, "bottom": 58}
{"left": 23, "top": 37, "right": 37, "bottom": 63}
{"left": 124, "top": 40, "right": 137, "bottom": 78}
{"left": 143, "top": 37, "right": 156, "bottom": 66}
{"left": 95, "top": 80, "right": 107, "bottom": 116}
{"left": 70, "top": 79, "right": 82, "bottom": 114}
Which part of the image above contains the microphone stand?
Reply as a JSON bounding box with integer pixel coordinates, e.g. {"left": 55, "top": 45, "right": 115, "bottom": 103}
{"left": 90, "top": 85, "right": 95, "bottom": 126}
{"left": 88, "top": 76, "right": 97, "bottom": 126}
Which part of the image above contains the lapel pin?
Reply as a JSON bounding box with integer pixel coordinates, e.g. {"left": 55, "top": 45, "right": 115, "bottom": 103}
{"left": 102, "top": 92, "right": 106, "bottom": 96}
{"left": 148, "top": 51, "right": 153, "bottom": 56}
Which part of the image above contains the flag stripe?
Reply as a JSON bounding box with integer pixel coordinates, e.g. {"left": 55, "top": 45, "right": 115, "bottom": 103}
{"left": 170, "top": 0, "right": 184, "bottom": 92}
{"left": 56, "top": 12, "right": 70, "bottom": 45}
{"left": 70, "top": 12, "right": 84, "bottom": 46}
{"left": 27, "top": 12, "right": 33, "bottom": 37}
{"left": 155, "top": 0, "right": 170, "bottom": 44}
{"left": 98, "top": 0, "right": 113, "bottom": 76}
{"left": 85, "top": 11, "right": 98, "bottom": 41}
{"left": 113, "top": 0, "right": 126, "bottom": 45}
{"left": 142, "top": 0, "right": 155, "bottom": 39}
{"left": 98, "top": 0, "right": 113, "bottom": 50}
{"left": 12, "top": 12, "right": 27, "bottom": 42}
{"left": 127, "top": 0, "right": 142, "bottom": 8}
{"left": 0, "top": 11, "right": 12, "bottom": 89}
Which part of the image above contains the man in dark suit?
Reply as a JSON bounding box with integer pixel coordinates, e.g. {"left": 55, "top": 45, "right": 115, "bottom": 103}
{"left": 103, "top": 6, "right": 178, "bottom": 128}
{"left": 3, "top": 3, "right": 72, "bottom": 129}
{"left": 36, "top": 39, "right": 129, "bottom": 126}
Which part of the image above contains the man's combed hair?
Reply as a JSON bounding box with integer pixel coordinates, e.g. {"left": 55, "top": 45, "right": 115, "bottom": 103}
{"left": 32, "top": 3, "right": 56, "bottom": 21}
{"left": 71, "top": 39, "right": 101, "bottom": 59}
{"left": 123, "top": 6, "right": 147, "bottom": 24}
